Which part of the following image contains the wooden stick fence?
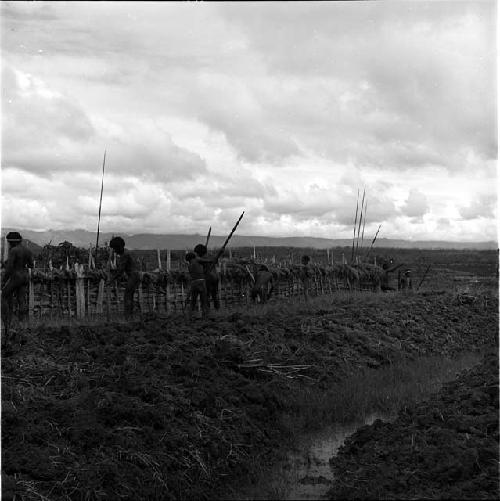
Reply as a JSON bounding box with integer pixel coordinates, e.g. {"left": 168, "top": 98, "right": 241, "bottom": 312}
{"left": 13, "top": 253, "right": 428, "bottom": 323}
{"left": 19, "top": 270, "right": 385, "bottom": 323}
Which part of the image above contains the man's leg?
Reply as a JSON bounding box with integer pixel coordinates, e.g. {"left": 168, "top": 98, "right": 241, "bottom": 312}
{"left": 1, "top": 279, "right": 16, "bottom": 345}
{"left": 208, "top": 281, "right": 220, "bottom": 310}
{"left": 17, "top": 284, "right": 28, "bottom": 325}
{"left": 124, "top": 288, "right": 134, "bottom": 319}
{"left": 190, "top": 285, "right": 198, "bottom": 312}
{"left": 189, "top": 282, "right": 202, "bottom": 319}
{"left": 261, "top": 286, "right": 268, "bottom": 304}
{"left": 200, "top": 283, "right": 209, "bottom": 318}
{"left": 124, "top": 279, "right": 137, "bottom": 319}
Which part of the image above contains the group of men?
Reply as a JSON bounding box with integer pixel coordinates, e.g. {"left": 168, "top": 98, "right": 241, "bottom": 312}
{"left": 184, "top": 244, "right": 313, "bottom": 319}
{"left": 3, "top": 231, "right": 409, "bottom": 339}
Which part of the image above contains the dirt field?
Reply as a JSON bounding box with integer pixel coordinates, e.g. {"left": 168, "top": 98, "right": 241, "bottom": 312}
{"left": 328, "top": 351, "right": 499, "bottom": 500}
{"left": 2, "top": 290, "right": 498, "bottom": 500}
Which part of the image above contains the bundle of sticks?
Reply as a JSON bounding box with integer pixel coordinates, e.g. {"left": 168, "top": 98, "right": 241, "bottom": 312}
{"left": 237, "top": 359, "right": 313, "bottom": 380}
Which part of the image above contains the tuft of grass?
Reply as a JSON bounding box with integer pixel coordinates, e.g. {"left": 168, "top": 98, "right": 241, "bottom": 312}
{"left": 278, "top": 351, "right": 483, "bottom": 436}
{"left": 225, "top": 351, "right": 484, "bottom": 500}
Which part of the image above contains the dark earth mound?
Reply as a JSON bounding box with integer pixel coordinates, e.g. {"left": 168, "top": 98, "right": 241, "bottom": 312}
{"left": 328, "top": 351, "right": 499, "bottom": 500}
{"left": 2, "top": 291, "right": 498, "bottom": 500}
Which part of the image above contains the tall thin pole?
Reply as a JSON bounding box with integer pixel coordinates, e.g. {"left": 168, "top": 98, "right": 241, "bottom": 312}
{"left": 95, "top": 150, "right": 106, "bottom": 253}
{"left": 355, "top": 188, "right": 366, "bottom": 261}
{"left": 351, "top": 189, "right": 359, "bottom": 262}
{"left": 361, "top": 199, "right": 368, "bottom": 249}
{"left": 205, "top": 226, "right": 212, "bottom": 247}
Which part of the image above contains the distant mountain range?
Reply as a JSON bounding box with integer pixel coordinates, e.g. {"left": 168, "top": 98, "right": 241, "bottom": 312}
{"left": 1, "top": 228, "right": 497, "bottom": 251}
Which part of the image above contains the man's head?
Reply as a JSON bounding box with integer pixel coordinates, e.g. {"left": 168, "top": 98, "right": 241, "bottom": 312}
{"left": 185, "top": 252, "right": 196, "bottom": 263}
{"left": 6, "top": 231, "right": 22, "bottom": 247}
{"left": 301, "top": 255, "right": 310, "bottom": 265}
{"left": 109, "top": 236, "right": 125, "bottom": 255}
{"left": 194, "top": 244, "right": 207, "bottom": 257}
{"left": 259, "top": 264, "right": 269, "bottom": 272}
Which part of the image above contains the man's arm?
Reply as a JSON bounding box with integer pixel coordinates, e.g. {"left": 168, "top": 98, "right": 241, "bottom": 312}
{"left": 197, "top": 256, "right": 216, "bottom": 264}
{"left": 4, "top": 249, "right": 17, "bottom": 280}
{"left": 26, "top": 249, "right": 34, "bottom": 269}
{"left": 388, "top": 263, "right": 404, "bottom": 273}
{"left": 109, "top": 254, "right": 127, "bottom": 281}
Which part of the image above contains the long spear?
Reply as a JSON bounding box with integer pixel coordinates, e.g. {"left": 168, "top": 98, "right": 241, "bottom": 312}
{"left": 361, "top": 199, "right": 368, "bottom": 249}
{"left": 215, "top": 211, "right": 245, "bottom": 261}
{"left": 355, "top": 188, "right": 366, "bottom": 261}
{"left": 205, "top": 226, "right": 212, "bottom": 247}
{"left": 351, "top": 189, "right": 359, "bottom": 262}
{"left": 365, "top": 223, "right": 382, "bottom": 260}
{"left": 95, "top": 149, "right": 106, "bottom": 254}
{"left": 417, "top": 264, "right": 432, "bottom": 291}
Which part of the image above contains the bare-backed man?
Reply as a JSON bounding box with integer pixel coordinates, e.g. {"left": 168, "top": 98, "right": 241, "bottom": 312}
{"left": 1, "top": 231, "right": 34, "bottom": 344}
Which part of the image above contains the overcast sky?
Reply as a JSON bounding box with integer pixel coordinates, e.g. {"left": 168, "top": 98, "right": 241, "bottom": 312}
{"left": 1, "top": 1, "right": 497, "bottom": 242}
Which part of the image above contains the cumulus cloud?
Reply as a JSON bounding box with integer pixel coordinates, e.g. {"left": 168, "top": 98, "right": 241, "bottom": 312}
{"left": 2, "top": 65, "right": 208, "bottom": 183}
{"left": 0, "top": 2, "right": 496, "bottom": 241}
{"left": 401, "top": 189, "right": 429, "bottom": 220}
{"left": 459, "top": 195, "right": 497, "bottom": 221}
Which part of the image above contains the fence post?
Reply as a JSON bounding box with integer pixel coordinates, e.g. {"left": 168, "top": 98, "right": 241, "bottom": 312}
{"left": 75, "top": 263, "right": 85, "bottom": 319}
{"left": 138, "top": 275, "right": 144, "bottom": 315}
{"left": 157, "top": 249, "right": 162, "bottom": 270}
{"left": 97, "top": 279, "right": 104, "bottom": 315}
{"left": 66, "top": 279, "right": 71, "bottom": 318}
{"left": 86, "top": 278, "right": 92, "bottom": 317}
{"left": 105, "top": 283, "right": 111, "bottom": 321}
{"left": 166, "top": 250, "right": 171, "bottom": 314}
{"left": 28, "top": 268, "right": 34, "bottom": 323}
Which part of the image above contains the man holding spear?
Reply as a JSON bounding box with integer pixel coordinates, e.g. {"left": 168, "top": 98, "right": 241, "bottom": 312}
{"left": 194, "top": 243, "right": 220, "bottom": 311}
{"left": 187, "top": 212, "right": 245, "bottom": 318}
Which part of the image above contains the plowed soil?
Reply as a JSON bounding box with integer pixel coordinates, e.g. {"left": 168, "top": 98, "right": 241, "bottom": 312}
{"left": 328, "top": 351, "right": 499, "bottom": 500}
{"left": 2, "top": 291, "right": 498, "bottom": 500}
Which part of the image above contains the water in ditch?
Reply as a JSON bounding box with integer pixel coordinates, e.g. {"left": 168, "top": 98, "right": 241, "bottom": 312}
{"left": 234, "top": 411, "right": 393, "bottom": 500}
{"left": 230, "top": 351, "right": 483, "bottom": 500}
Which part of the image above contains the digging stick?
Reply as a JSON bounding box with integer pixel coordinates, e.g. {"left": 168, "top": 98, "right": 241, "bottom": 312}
{"left": 205, "top": 226, "right": 212, "bottom": 248}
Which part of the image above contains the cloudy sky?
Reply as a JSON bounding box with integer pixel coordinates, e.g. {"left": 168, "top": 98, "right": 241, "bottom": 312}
{"left": 1, "top": 1, "right": 497, "bottom": 242}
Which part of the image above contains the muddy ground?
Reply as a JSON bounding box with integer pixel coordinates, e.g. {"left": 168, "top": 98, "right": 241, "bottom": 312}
{"left": 2, "top": 291, "right": 498, "bottom": 500}
{"left": 328, "top": 351, "right": 499, "bottom": 500}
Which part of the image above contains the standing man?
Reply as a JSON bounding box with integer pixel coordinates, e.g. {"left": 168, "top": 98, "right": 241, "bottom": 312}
{"left": 194, "top": 244, "right": 220, "bottom": 311}
{"left": 108, "top": 236, "right": 141, "bottom": 320}
{"left": 380, "top": 260, "right": 404, "bottom": 292}
{"left": 1, "top": 231, "right": 34, "bottom": 344}
{"left": 403, "top": 269, "right": 413, "bottom": 290}
{"left": 185, "top": 251, "right": 209, "bottom": 319}
{"left": 250, "top": 265, "right": 274, "bottom": 304}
